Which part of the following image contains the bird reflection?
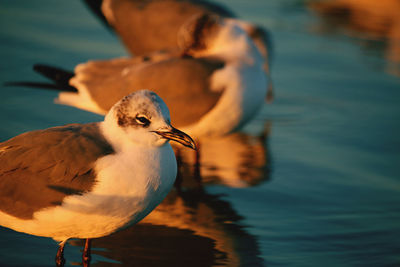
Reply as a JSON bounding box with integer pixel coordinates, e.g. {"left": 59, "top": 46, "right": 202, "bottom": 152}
{"left": 70, "top": 124, "right": 271, "bottom": 266}
{"left": 175, "top": 122, "right": 272, "bottom": 188}
{"left": 71, "top": 189, "right": 263, "bottom": 267}
{"left": 308, "top": 0, "right": 400, "bottom": 76}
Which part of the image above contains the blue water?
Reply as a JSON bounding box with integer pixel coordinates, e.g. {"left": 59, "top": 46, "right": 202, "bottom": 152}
{"left": 1, "top": 0, "right": 400, "bottom": 266}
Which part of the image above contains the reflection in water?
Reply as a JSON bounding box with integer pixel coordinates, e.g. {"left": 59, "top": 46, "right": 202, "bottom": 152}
{"left": 70, "top": 124, "right": 271, "bottom": 266}
{"left": 83, "top": 190, "right": 263, "bottom": 266}
{"left": 308, "top": 0, "right": 400, "bottom": 76}
{"left": 176, "top": 122, "right": 272, "bottom": 188}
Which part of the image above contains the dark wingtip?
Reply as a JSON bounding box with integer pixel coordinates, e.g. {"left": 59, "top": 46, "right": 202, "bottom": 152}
{"left": 82, "top": 0, "right": 114, "bottom": 31}
{"left": 33, "top": 64, "right": 74, "bottom": 82}
{"left": 32, "top": 64, "right": 77, "bottom": 92}
{"left": 3, "top": 64, "right": 78, "bottom": 92}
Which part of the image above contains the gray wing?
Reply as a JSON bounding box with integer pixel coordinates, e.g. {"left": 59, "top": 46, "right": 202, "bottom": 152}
{"left": 101, "top": 0, "right": 235, "bottom": 55}
{"left": 0, "top": 123, "right": 114, "bottom": 219}
{"left": 71, "top": 56, "right": 224, "bottom": 127}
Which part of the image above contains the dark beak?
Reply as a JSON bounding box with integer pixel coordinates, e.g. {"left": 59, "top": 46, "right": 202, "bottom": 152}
{"left": 154, "top": 126, "right": 197, "bottom": 150}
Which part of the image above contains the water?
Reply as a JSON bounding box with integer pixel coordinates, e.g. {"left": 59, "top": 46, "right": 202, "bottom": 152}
{"left": 1, "top": 0, "right": 400, "bottom": 266}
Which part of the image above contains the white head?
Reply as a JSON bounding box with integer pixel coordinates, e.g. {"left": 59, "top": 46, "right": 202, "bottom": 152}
{"left": 178, "top": 14, "right": 262, "bottom": 63}
{"left": 102, "top": 90, "right": 196, "bottom": 150}
{"left": 178, "top": 14, "right": 273, "bottom": 102}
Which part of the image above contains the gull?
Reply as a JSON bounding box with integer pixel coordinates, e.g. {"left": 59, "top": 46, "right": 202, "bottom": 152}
{"left": 88, "top": 0, "right": 238, "bottom": 54}
{"left": 0, "top": 90, "right": 196, "bottom": 266}
{"left": 83, "top": 0, "right": 274, "bottom": 100}
{"left": 14, "top": 14, "right": 268, "bottom": 139}
{"left": 85, "top": 0, "right": 272, "bottom": 61}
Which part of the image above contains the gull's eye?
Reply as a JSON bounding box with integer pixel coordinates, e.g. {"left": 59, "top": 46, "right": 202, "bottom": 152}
{"left": 135, "top": 115, "right": 150, "bottom": 126}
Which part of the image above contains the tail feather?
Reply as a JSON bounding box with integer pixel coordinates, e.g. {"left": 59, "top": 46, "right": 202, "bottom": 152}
{"left": 4, "top": 64, "right": 78, "bottom": 92}
{"left": 33, "top": 64, "right": 75, "bottom": 86}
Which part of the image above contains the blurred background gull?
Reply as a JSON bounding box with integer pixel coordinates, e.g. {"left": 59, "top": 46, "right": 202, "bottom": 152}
{"left": 308, "top": 0, "right": 400, "bottom": 76}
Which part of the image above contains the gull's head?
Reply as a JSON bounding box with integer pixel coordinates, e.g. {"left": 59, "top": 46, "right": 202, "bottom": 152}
{"left": 178, "top": 13, "right": 221, "bottom": 57}
{"left": 178, "top": 13, "right": 261, "bottom": 61}
{"left": 103, "top": 90, "right": 196, "bottom": 150}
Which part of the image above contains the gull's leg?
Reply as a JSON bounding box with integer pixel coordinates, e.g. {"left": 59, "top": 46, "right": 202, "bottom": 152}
{"left": 55, "top": 240, "right": 66, "bottom": 267}
{"left": 82, "top": 238, "right": 92, "bottom": 267}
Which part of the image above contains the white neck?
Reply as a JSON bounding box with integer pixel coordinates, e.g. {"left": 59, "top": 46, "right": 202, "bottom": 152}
{"left": 100, "top": 111, "right": 147, "bottom": 152}
{"left": 183, "top": 28, "right": 267, "bottom": 138}
{"left": 219, "top": 37, "right": 262, "bottom": 66}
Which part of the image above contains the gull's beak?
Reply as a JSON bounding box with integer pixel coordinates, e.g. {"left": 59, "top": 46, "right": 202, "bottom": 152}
{"left": 154, "top": 126, "right": 197, "bottom": 150}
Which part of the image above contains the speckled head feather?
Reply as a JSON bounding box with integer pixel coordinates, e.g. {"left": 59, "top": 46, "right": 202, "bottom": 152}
{"left": 102, "top": 90, "right": 195, "bottom": 150}
{"left": 115, "top": 90, "right": 170, "bottom": 129}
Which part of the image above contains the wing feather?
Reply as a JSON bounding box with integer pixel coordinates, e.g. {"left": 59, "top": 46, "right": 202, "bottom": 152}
{"left": 71, "top": 56, "right": 224, "bottom": 127}
{"left": 0, "top": 123, "right": 114, "bottom": 219}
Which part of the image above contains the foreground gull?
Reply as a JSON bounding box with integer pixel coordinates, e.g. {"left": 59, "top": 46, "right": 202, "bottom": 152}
{"left": 19, "top": 14, "right": 268, "bottom": 139}
{"left": 84, "top": 0, "right": 274, "bottom": 100}
{"left": 0, "top": 90, "right": 195, "bottom": 266}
